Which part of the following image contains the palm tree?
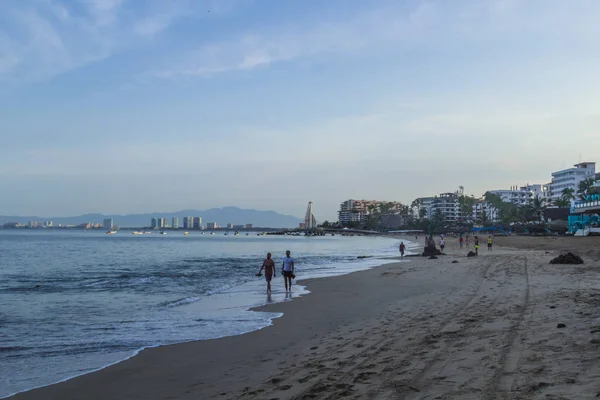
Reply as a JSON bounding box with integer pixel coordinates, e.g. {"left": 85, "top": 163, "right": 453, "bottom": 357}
{"left": 577, "top": 178, "right": 596, "bottom": 200}
{"left": 529, "top": 195, "right": 547, "bottom": 223}
{"left": 553, "top": 198, "right": 570, "bottom": 208}
{"left": 561, "top": 188, "right": 575, "bottom": 201}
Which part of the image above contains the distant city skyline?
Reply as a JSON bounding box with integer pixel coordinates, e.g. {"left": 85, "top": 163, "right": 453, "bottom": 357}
{"left": 2, "top": 1, "right": 600, "bottom": 221}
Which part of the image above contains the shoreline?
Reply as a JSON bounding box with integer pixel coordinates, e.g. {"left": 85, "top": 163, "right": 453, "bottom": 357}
{"left": 9, "top": 258, "right": 414, "bottom": 400}
{"left": 6, "top": 238, "right": 411, "bottom": 399}
{"left": 11, "top": 236, "right": 600, "bottom": 399}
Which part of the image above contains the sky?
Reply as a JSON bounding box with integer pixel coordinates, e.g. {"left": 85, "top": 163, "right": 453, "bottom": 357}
{"left": 1, "top": 0, "right": 600, "bottom": 221}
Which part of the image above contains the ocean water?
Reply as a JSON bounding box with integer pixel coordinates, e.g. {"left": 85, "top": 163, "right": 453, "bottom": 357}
{"left": 0, "top": 230, "right": 416, "bottom": 397}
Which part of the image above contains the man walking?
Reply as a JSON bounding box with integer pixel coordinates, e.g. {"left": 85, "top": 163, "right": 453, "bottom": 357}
{"left": 257, "top": 252, "right": 276, "bottom": 293}
{"left": 399, "top": 242, "right": 406, "bottom": 258}
{"left": 282, "top": 250, "right": 295, "bottom": 292}
{"left": 487, "top": 236, "right": 493, "bottom": 251}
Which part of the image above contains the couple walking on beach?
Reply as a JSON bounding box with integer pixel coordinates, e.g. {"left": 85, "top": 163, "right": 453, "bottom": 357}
{"left": 257, "top": 250, "right": 295, "bottom": 293}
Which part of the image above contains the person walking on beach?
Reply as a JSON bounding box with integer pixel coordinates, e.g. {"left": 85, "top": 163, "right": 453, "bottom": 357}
{"left": 459, "top": 236, "right": 464, "bottom": 248}
{"left": 474, "top": 236, "right": 480, "bottom": 256}
{"left": 399, "top": 242, "right": 406, "bottom": 258}
{"left": 282, "top": 250, "right": 295, "bottom": 292}
{"left": 257, "top": 252, "right": 276, "bottom": 293}
{"left": 487, "top": 236, "right": 493, "bottom": 251}
{"left": 440, "top": 238, "right": 445, "bottom": 252}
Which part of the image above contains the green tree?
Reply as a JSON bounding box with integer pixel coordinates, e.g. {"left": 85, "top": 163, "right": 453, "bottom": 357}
{"left": 553, "top": 198, "right": 570, "bottom": 208}
{"left": 577, "top": 178, "right": 596, "bottom": 200}
{"left": 481, "top": 210, "right": 488, "bottom": 224}
{"left": 321, "top": 220, "right": 330, "bottom": 228}
{"left": 529, "top": 195, "right": 547, "bottom": 223}
{"left": 432, "top": 208, "right": 445, "bottom": 226}
{"left": 458, "top": 195, "right": 476, "bottom": 222}
{"left": 561, "top": 187, "right": 575, "bottom": 201}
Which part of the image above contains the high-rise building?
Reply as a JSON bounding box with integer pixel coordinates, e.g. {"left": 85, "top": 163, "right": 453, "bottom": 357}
{"left": 103, "top": 218, "right": 114, "bottom": 230}
{"left": 193, "top": 217, "right": 202, "bottom": 229}
{"left": 548, "top": 162, "right": 596, "bottom": 201}
{"left": 172, "top": 217, "right": 179, "bottom": 229}
{"left": 159, "top": 218, "right": 168, "bottom": 229}
{"left": 183, "top": 216, "right": 192, "bottom": 229}
{"left": 226, "top": 223, "right": 233, "bottom": 229}
{"left": 206, "top": 222, "right": 217, "bottom": 230}
{"left": 151, "top": 218, "right": 158, "bottom": 229}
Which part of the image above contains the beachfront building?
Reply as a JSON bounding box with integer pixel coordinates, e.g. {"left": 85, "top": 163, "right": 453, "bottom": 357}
{"left": 414, "top": 192, "right": 462, "bottom": 223}
{"left": 431, "top": 192, "right": 461, "bottom": 223}
{"left": 472, "top": 200, "right": 499, "bottom": 223}
{"left": 338, "top": 199, "right": 406, "bottom": 225}
{"left": 172, "top": 217, "right": 179, "bottom": 229}
{"left": 486, "top": 184, "right": 548, "bottom": 206}
{"left": 151, "top": 218, "right": 158, "bottom": 229}
{"left": 183, "top": 216, "right": 193, "bottom": 229}
{"left": 547, "top": 162, "right": 596, "bottom": 202}
{"left": 103, "top": 218, "right": 114, "bottom": 230}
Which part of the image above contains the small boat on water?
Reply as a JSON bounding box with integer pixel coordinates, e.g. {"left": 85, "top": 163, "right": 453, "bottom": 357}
{"left": 132, "top": 231, "right": 143, "bottom": 235}
{"left": 160, "top": 231, "right": 167, "bottom": 235}
{"left": 184, "top": 232, "right": 190, "bottom": 236}
{"left": 106, "top": 230, "right": 117, "bottom": 235}
{"left": 234, "top": 231, "right": 239, "bottom": 236}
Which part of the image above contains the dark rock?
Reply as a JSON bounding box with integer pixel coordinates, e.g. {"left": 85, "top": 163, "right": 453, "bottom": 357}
{"left": 550, "top": 252, "right": 583, "bottom": 265}
{"left": 557, "top": 323, "right": 566, "bottom": 328}
{"left": 428, "top": 256, "right": 437, "bottom": 259}
{"left": 549, "top": 306, "right": 556, "bottom": 309}
{"left": 467, "top": 251, "right": 477, "bottom": 257}
{"left": 451, "top": 260, "right": 459, "bottom": 264}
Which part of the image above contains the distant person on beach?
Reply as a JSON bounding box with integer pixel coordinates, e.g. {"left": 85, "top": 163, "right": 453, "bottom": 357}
{"left": 440, "top": 238, "right": 445, "bottom": 252}
{"left": 459, "top": 236, "right": 464, "bottom": 248}
{"left": 257, "top": 252, "right": 276, "bottom": 293}
{"left": 488, "top": 236, "right": 493, "bottom": 251}
{"left": 474, "top": 236, "right": 480, "bottom": 255}
{"left": 282, "top": 250, "right": 295, "bottom": 292}
{"left": 399, "top": 242, "right": 406, "bottom": 258}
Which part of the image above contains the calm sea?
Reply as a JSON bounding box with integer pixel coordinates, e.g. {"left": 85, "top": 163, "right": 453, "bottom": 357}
{"left": 0, "top": 230, "right": 414, "bottom": 397}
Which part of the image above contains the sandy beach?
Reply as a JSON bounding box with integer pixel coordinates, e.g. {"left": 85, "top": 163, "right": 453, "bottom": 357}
{"left": 9, "top": 236, "right": 600, "bottom": 400}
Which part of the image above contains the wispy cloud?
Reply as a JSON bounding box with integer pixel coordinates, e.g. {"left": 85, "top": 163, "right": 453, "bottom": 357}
{"left": 0, "top": 0, "right": 224, "bottom": 83}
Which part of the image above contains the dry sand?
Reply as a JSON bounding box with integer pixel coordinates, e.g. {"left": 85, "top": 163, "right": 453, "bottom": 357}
{"left": 10, "top": 236, "right": 600, "bottom": 399}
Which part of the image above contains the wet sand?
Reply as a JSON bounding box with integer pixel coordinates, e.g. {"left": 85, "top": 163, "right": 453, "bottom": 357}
{"left": 10, "top": 236, "right": 600, "bottom": 399}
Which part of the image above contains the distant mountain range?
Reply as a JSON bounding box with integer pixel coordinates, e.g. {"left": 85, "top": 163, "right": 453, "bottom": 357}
{"left": 0, "top": 207, "right": 303, "bottom": 228}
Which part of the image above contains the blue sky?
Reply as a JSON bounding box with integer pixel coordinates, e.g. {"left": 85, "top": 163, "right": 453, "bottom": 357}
{"left": 1, "top": 0, "right": 600, "bottom": 220}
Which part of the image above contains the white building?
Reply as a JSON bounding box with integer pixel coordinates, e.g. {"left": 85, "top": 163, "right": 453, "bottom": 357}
{"left": 472, "top": 200, "right": 499, "bottom": 222}
{"left": 431, "top": 193, "right": 461, "bottom": 223}
{"left": 415, "top": 192, "right": 462, "bottom": 223}
{"left": 548, "top": 162, "right": 596, "bottom": 201}
{"left": 172, "top": 217, "right": 179, "bottom": 229}
{"left": 103, "top": 218, "right": 114, "bottom": 230}
{"left": 338, "top": 199, "right": 404, "bottom": 225}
